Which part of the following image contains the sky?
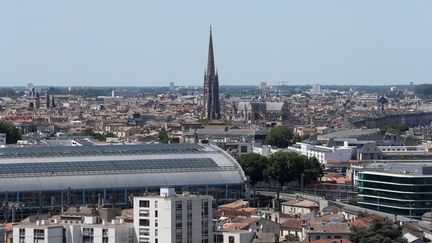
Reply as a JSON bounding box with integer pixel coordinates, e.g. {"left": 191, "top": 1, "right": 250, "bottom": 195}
{"left": 0, "top": 1, "right": 431, "bottom": 87}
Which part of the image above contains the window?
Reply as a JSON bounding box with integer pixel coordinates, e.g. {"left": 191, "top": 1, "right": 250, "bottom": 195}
{"left": 155, "top": 219, "right": 158, "bottom": 227}
{"left": 155, "top": 210, "right": 158, "bottom": 218}
{"left": 102, "top": 229, "right": 109, "bottom": 243}
{"left": 139, "top": 209, "right": 150, "bottom": 217}
{"left": 229, "top": 236, "right": 235, "bottom": 243}
{"left": 139, "top": 238, "right": 149, "bottom": 243}
{"left": 34, "top": 229, "right": 45, "bottom": 243}
{"left": 139, "top": 219, "right": 150, "bottom": 227}
{"left": 214, "top": 235, "right": 223, "bottom": 243}
{"left": 82, "top": 228, "right": 94, "bottom": 243}
{"left": 140, "top": 200, "right": 150, "bottom": 208}
{"left": 176, "top": 201, "right": 182, "bottom": 210}
{"left": 155, "top": 201, "right": 158, "bottom": 208}
{"left": 139, "top": 228, "right": 150, "bottom": 236}
{"left": 19, "top": 228, "right": 25, "bottom": 243}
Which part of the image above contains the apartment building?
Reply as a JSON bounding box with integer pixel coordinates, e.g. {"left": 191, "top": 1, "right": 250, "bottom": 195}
{"left": 12, "top": 217, "right": 133, "bottom": 243}
{"left": 134, "top": 188, "right": 213, "bottom": 243}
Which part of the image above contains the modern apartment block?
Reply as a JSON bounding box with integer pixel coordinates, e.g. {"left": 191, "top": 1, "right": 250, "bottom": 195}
{"left": 134, "top": 188, "right": 213, "bottom": 243}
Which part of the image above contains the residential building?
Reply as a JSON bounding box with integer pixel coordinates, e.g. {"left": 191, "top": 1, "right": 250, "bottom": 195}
{"left": 280, "top": 218, "right": 306, "bottom": 241}
{"left": 281, "top": 198, "right": 319, "bottom": 216}
{"left": 306, "top": 221, "right": 352, "bottom": 242}
{"left": 133, "top": 188, "right": 213, "bottom": 243}
{"left": 213, "top": 230, "right": 254, "bottom": 243}
{"left": 12, "top": 216, "right": 133, "bottom": 243}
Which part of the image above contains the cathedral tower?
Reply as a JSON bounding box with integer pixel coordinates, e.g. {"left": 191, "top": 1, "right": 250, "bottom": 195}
{"left": 203, "top": 27, "right": 221, "bottom": 120}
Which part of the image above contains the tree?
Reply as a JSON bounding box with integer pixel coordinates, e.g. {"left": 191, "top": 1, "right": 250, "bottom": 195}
{"left": 285, "top": 234, "right": 299, "bottom": 241}
{"left": 265, "top": 126, "right": 294, "bottom": 148}
{"left": 352, "top": 219, "right": 407, "bottom": 243}
{"left": 265, "top": 151, "right": 322, "bottom": 186}
{"left": 237, "top": 153, "right": 268, "bottom": 186}
{"left": 0, "top": 88, "right": 18, "bottom": 97}
{"left": 94, "top": 133, "right": 106, "bottom": 142}
{"left": 84, "top": 128, "right": 94, "bottom": 136}
{"left": 158, "top": 128, "right": 169, "bottom": 144}
{"left": 105, "top": 132, "right": 116, "bottom": 138}
{"left": 0, "top": 121, "right": 21, "bottom": 144}
{"left": 385, "top": 122, "right": 408, "bottom": 135}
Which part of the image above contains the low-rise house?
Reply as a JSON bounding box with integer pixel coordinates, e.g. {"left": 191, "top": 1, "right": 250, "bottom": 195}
{"left": 280, "top": 218, "right": 306, "bottom": 241}
{"left": 306, "top": 221, "right": 352, "bottom": 242}
{"left": 213, "top": 230, "right": 255, "bottom": 243}
{"left": 281, "top": 199, "right": 319, "bottom": 216}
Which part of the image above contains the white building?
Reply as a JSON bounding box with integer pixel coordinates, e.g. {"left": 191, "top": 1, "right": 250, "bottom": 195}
{"left": 134, "top": 188, "right": 213, "bottom": 243}
{"left": 12, "top": 217, "right": 133, "bottom": 243}
{"left": 311, "top": 84, "right": 321, "bottom": 95}
{"left": 288, "top": 142, "right": 353, "bottom": 164}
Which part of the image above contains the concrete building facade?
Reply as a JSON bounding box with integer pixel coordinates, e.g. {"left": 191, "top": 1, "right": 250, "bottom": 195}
{"left": 134, "top": 188, "right": 213, "bottom": 243}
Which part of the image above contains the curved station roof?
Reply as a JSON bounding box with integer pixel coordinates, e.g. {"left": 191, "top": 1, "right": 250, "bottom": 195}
{"left": 0, "top": 144, "right": 246, "bottom": 192}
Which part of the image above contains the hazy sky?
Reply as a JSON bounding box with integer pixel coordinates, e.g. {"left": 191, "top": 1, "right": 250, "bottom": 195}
{"left": 0, "top": 1, "right": 431, "bottom": 87}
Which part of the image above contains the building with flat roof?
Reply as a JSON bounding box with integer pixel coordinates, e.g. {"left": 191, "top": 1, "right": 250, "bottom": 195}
{"left": 0, "top": 144, "right": 246, "bottom": 222}
{"left": 134, "top": 188, "right": 213, "bottom": 243}
{"left": 13, "top": 217, "right": 133, "bottom": 243}
{"left": 354, "top": 161, "right": 432, "bottom": 218}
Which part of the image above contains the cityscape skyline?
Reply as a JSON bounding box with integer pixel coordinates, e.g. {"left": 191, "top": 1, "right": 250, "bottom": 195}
{"left": 1, "top": 1, "right": 431, "bottom": 87}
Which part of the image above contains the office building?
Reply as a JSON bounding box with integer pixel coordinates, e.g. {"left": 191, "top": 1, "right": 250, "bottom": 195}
{"left": 354, "top": 162, "right": 432, "bottom": 218}
{"left": 134, "top": 188, "right": 213, "bottom": 243}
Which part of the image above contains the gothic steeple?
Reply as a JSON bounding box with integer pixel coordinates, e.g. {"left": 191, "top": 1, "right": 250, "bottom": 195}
{"left": 207, "top": 26, "right": 216, "bottom": 77}
{"left": 203, "top": 26, "right": 221, "bottom": 120}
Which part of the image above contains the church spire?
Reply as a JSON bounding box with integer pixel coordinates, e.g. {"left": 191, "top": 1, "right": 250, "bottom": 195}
{"left": 207, "top": 26, "right": 215, "bottom": 76}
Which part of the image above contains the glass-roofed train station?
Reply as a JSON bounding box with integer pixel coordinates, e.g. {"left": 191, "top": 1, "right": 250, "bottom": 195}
{"left": 0, "top": 144, "right": 246, "bottom": 222}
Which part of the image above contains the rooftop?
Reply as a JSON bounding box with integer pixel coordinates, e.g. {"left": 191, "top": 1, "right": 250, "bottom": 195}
{"left": 0, "top": 144, "right": 246, "bottom": 192}
{"left": 358, "top": 162, "right": 432, "bottom": 176}
{"left": 0, "top": 143, "right": 203, "bottom": 159}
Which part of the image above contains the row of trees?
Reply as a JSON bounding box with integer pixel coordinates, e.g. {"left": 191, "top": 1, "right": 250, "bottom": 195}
{"left": 414, "top": 84, "right": 432, "bottom": 98}
{"left": 237, "top": 151, "right": 322, "bottom": 187}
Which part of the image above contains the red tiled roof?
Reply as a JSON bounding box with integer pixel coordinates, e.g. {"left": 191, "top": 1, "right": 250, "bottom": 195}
{"left": 280, "top": 218, "right": 303, "bottom": 229}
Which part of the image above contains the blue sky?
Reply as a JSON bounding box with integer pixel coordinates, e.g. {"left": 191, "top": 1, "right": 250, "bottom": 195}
{"left": 0, "top": 1, "right": 431, "bottom": 86}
